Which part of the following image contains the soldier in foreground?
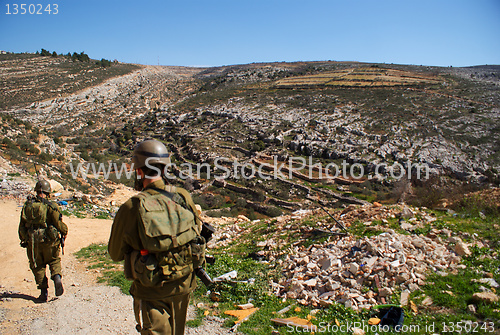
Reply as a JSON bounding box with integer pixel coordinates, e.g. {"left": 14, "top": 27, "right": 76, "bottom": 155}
{"left": 109, "top": 140, "right": 206, "bottom": 335}
{"left": 19, "top": 180, "right": 68, "bottom": 302}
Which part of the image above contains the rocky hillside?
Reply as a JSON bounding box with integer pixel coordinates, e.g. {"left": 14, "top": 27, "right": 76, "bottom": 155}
{"left": 106, "top": 61, "right": 499, "bottom": 216}
{"left": 0, "top": 54, "right": 499, "bottom": 218}
{"left": 1, "top": 54, "right": 499, "bottom": 334}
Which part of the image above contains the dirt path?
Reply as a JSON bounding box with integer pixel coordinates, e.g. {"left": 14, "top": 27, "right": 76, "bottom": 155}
{"left": 0, "top": 199, "right": 235, "bottom": 335}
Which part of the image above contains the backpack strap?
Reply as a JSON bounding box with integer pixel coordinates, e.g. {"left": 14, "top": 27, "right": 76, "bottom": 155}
{"left": 38, "top": 197, "right": 62, "bottom": 232}
{"left": 150, "top": 187, "right": 202, "bottom": 234}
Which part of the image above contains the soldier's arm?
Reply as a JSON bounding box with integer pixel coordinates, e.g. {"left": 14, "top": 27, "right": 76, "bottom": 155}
{"left": 108, "top": 198, "right": 140, "bottom": 262}
{"left": 47, "top": 203, "right": 68, "bottom": 236}
{"left": 18, "top": 204, "right": 27, "bottom": 241}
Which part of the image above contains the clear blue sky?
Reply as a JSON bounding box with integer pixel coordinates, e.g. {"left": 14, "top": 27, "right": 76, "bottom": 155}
{"left": 1, "top": 0, "right": 499, "bottom": 67}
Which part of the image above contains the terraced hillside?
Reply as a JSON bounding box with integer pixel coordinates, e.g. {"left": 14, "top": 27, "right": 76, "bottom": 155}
{"left": 103, "top": 61, "right": 499, "bottom": 217}
{"left": 275, "top": 66, "right": 442, "bottom": 87}
{"left": 0, "top": 53, "right": 140, "bottom": 110}
{"left": 0, "top": 53, "right": 203, "bottom": 197}
{"left": 1, "top": 55, "right": 499, "bottom": 218}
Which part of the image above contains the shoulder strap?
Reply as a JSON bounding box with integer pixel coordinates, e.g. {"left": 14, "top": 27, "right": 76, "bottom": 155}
{"left": 41, "top": 198, "right": 58, "bottom": 212}
{"left": 28, "top": 196, "right": 58, "bottom": 212}
{"left": 150, "top": 187, "right": 190, "bottom": 213}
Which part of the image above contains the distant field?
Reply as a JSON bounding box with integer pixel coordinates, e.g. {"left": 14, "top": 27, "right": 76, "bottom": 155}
{"left": 0, "top": 54, "right": 141, "bottom": 110}
{"left": 275, "top": 66, "right": 442, "bottom": 88}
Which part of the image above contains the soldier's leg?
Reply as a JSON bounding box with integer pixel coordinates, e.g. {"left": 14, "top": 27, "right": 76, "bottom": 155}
{"left": 46, "top": 244, "right": 62, "bottom": 277}
{"left": 139, "top": 299, "right": 171, "bottom": 335}
{"left": 37, "top": 277, "right": 48, "bottom": 301}
{"left": 169, "top": 293, "right": 190, "bottom": 335}
{"left": 139, "top": 294, "right": 190, "bottom": 335}
{"left": 26, "top": 247, "right": 48, "bottom": 290}
{"left": 45, "top": 245, "right": 64, "bottom": 296}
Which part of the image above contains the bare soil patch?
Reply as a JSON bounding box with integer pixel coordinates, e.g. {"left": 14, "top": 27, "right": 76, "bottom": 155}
{"left": 0, "top": 199, "right": 234, "bottom": 334}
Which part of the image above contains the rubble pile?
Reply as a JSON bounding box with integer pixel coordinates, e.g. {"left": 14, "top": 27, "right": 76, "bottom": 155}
{"left": 203, "top": 202, "right": 494, "bottom": 311}
{"left": 0, "top": 178, "right": 31, "bottom": 199}
{"left": 206, "top": 203, "right": 437, "bottom": 253}
{"left": 337, "top": 203, "right": 437, "bottom": 229}
{"left": 276, "top": 231, "right": 463, "bottom": 310}
{"left": 205, "top": 215, "right": 249, "bottom": 249}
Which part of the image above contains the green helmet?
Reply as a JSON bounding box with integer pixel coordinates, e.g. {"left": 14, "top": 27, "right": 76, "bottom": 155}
{"left": 131, "top": 139, "right": 170, "bottom": 169}
{"left": 34, "top": 179, "right": 51, "bottom": 193}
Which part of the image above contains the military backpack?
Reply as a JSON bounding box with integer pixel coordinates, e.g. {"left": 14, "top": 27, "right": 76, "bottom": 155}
{"left": 22, "top": 197, "right": 59, "bottom": 243}
{"left": 127, "top": 187, "right": 205, "bottom": 287}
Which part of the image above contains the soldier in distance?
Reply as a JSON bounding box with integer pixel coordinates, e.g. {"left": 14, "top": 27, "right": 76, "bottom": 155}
{"left": 19, "top": 179, "right": 68, "bottom": 302}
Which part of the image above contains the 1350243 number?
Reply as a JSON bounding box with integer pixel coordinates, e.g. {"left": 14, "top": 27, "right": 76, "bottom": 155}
{"left": 5, "top": 4, "right": 59, "bottom": 15}
{"left": 442, "top": 321, "right": 496, "bottom": 333}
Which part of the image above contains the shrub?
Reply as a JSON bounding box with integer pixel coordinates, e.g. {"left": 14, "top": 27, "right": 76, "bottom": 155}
{"left": 266, "top": 206, "right": 282, "bottom": 217}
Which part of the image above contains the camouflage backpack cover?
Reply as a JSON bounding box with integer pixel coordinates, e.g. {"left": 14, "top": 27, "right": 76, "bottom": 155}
{"left": 21, "top": 197, "right": 59, "bottom": 243}
{"left": 128, "top": 187, "right": 205, "bottom": 287}
{"left": 23, "top": 198, "right": 48, "bottom": 228}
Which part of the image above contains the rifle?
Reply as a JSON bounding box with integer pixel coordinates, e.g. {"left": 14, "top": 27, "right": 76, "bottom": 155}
{"left": 34, "top": 162, "right": 40, "bottom": 179}
{"left": 60, "top": 234, "right": 66, "bottom": 255}
{"left": 194, "top": 267, "right": 214, "bottom": 287}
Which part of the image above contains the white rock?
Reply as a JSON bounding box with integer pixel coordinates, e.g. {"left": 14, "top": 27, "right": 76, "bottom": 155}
{"left": 319, "top": 291, "right": 336, "bottom": 299}
{"left": 353, "top": 327, "right": 365, "bottom": 335}
{"left": 289, "top": 280, "right": 304, "bottom": 293}
{"left": 319, "top": 299, "right": 333, "bottom": 307}
{"left": 400, "top": 291, "right": 410, "bottom": 306}
{"left": 306, "top": 262, "right": 318, "bottom": 271}
{"left": 318, "top": 257, "right": 332, "bottom": 271}
{"left": 389, "top": 260, "right": 401, "bottom": 267}
{"left": 472, "top": 292, "right": 499, "bottom": 304}
{"left": 448, "top": 236, "right": 462, "bottom": 244}
{"left": 365, "top": 256, "right": 378, "bottom": 268}
{"left": 400, "top": 207, "right": 414, "bottom": 219}
{"left": 304, "top": 278, "right": 317, "bottom": 287}
{"left": 421, "top": 296, "right": 433, "bottom": 306}
{"left": 349, "top": 263, "right": 360, "bottom": 274}
{"left": 396, "top": 273, "right": 410, "bottom": 283}
{"left": 467, "top": 304, "right": 477, "bottom": 314}
{"left": 473, "top": 278, "right": 499, "bottom": 288}
{"left": 455, "top": 242, "right": 471, "bottom": 256}
{"left": 379, "top": 287, "right": 392, "bottom": 297}
{"left": 411, "top": 238, "right": 425, "bottom": 248}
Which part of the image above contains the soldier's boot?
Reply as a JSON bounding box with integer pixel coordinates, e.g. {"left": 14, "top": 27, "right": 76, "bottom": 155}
{"left": 53, "top": 274, "right": 64, "bottom": 296}
{"left": 37, "top": 288, "right": 48, "bottom": 302}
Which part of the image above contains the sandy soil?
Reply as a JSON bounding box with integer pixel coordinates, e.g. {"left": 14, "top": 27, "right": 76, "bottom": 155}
{"left": 0, "top": 199, "right": 235, "bottom": 335}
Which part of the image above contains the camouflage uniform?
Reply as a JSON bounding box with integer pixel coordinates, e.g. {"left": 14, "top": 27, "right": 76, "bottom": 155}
{"left": 108, "top": 179, "right": 198, "bottom": 335}
{"left": 19, "top": 195, "right": 68, "bottom": 298}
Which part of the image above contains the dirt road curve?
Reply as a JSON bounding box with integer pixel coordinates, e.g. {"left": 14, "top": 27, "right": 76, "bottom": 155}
{"left": 0, "top": 199, "right": 235, "bottom": 335}
{"left": 0, "top": 199, "right": 138, "bottom": 334}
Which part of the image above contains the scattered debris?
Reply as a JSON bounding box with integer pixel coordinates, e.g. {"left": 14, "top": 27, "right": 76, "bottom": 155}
{"left": 467, "top": 304, "right": 477, "bottom": 314}
{"left": 271, "top": 316, "right": 314, "bottom": 330}
{"left": 224, "top": 307, "right": 259, "bottom": 324}
{"left": 213, "top": 270, "right": 237, "bottom": 282}
{"left": 276, "top": 304, "right": 294, "bottom": 315}
{"left": 237, "top": 303, "right": 254, "bottom": 310}
{"left": 471, "top": 292, "right": 499, "bottom": 304}
{"left": 472, "top": 278, "right": 499, "bottom": 288}
{"left": 204, "top": 202, "right": 495, "bottom": 315}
